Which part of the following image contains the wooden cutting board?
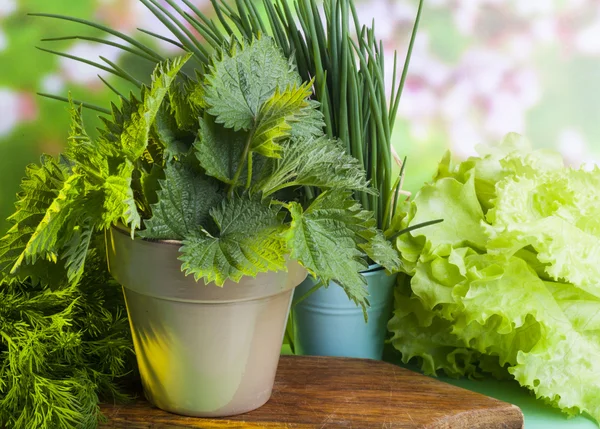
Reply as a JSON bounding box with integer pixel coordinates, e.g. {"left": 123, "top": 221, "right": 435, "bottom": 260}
{"left": 100, "top": 355, "right": 524, "bottom": 428}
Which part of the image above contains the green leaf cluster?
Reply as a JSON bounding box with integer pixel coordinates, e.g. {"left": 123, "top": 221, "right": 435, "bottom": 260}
{"left": 33, "top": 0, "right": 423, "bottom": 238}
{"left": 3, "top": 1, "right": 419, "bottom": 425}
{"left": 389, "top": 134, "right": 600, "bottom": 424}
{"left": 9, "top": 35, "right": 400, "bottom": 307}
{"left": 133, "top": 36, "right": 398, "bottom": 308}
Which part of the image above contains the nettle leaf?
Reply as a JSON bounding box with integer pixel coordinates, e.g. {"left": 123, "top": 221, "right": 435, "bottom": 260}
{"left": 204, "top": 36, "right": 300, "bottom": 131}
{"left": 120, "top": 54, "right": 191, "bottom": 160}
{"left": 169, "top": 80, "right": 201, "bottom": 132}
{"left": 99, "top": 92, "right": 139, "bottom": 152}
{"left": 285, "top": 193, "right": 370, "bottom": 310}
{"left": 67, "top": 101, "right": 111, "bottom": 177}
{"left": 180, "top": 196, "right": 287, "bottom": 285}
{"left": 18, "top": 173, "right": 85, "bottom": 267}
{"left": 251, "top": 83, "right": 312, "bottom": 158}
{"left": 256, "top": 136, "right": 372, "bottom": 196}
{"left": 194, "top": 115, "right": 249, "bottom": 184}
{"left": 62, "top": 220, "right": 94, "bottom": 285}
{"left": 290, "top": 100, "right": 326, "bottom": 139}
{"left": 102, "top": 161, "right": 141, "bottom": 234}
{"left": 0, "top": 155, "right": 71, "bottom": 280}
{"left": 185, "top": 76, "right": 207, "bottom": 113}
{"left": 361, "top": 230, "right": 401, "bottom": 272}
{"left": 139, "top": 162, "right": 223, "bottom": 240}
{"left": 304, "top": 192, "right": 400, "bottom": 271}
{"left": 154, "top": 103, "right": 193, "bottom": 161}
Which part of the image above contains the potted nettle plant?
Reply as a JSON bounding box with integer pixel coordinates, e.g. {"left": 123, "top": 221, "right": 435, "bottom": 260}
{"left": 32, "top": 0, "right": 431, "bottom": 361}
{"left": 8, "top": 32, "right": 393, "bottom": 416}
{"left": 30, "top": 0, "right": 434, "bottom": 363}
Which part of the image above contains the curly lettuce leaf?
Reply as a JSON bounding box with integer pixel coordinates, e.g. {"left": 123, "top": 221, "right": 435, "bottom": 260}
{"left": 390, "top": 250, "right": 600, "bottom": 421}
{"left": 391, "top": 134, "right": 600, "bottom": 424}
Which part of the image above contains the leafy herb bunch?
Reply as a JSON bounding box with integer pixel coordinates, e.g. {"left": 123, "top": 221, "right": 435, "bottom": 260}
{"left": 4, "top": 35, "right": 399, "bottom": 314}
{"left": 137, "top": 35, "right": 401, "bottom": 304}
{"left": 33, "top": 0, "right": 424, "bottom": 246}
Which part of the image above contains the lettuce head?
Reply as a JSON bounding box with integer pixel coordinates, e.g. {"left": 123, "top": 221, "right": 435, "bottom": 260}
{"left": 389, "top": 133, "right": 600, "bottom": 423}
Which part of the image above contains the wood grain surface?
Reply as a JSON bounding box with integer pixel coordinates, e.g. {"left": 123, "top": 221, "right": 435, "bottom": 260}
{"left": 100, "top": 355, "right": 524, "bottom": 428}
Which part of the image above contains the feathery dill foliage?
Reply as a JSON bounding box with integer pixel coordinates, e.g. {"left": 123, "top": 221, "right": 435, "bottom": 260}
{"left": 0, "top": 28, "right": 403, "bottom": 426}
{"left": 0, "top": 242, "right": 135, "bottom": 429}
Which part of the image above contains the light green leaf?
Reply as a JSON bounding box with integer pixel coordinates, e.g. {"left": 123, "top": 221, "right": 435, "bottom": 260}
{"left": 360, "top": 230, "right": 401, "bottom": 272}
{"left": 179, "top": 196, "right": 287, "bottom": 285}
{"left": 168, "top": 80, "right": 201, "bottom": 132}
{"left": 62, "top": 221, "right": 94, "bottom": 285}
{"left": 19, "top": 173, "right": 85, "bottom": 267}
{"left": 0, "top": 155, "right": 71, "bottom": 281}
{"left": 121, "top": 54, "right": 191, "bottom": 160}
{"left": 285, "top": 193, "right": 369, "bottom": 309}
{"left": 251, "top": 83, "right": 312, "bottom": 158}
{"left": 405, "top": 172, "right": 488, "bottom": 257}
{"left": 139, "top": 162, "right": 222, "bottom": 240}
{"left": 255, "top": 136, "right": 372, "bottom": 196}
{"left": 289, "top": 100, "right": 325, "bottom": 139}
{"left": 203, "top": 36, "right": 300, "bottom": 131}
{"left": 101, "top": 161, "right": 141, "bottom": 234}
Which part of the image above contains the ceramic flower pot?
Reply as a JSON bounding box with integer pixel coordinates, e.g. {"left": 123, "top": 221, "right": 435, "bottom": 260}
{"left": 292, "top": 265, "right": 397, "bottom": 360}
{"left": 105, "top": 226, "right": 307, "bottom": 417}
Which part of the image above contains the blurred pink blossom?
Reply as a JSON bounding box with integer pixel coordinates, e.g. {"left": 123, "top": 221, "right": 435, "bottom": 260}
{"left": 0, "top": 89, "right": 38, "bottom": 137}
{"left": 61, "top": 40, "right": 123, "bottom": 86}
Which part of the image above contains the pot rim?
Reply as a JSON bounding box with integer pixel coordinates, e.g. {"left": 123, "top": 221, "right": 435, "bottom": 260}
{"left": 112, "top": 223, "right": 183, "bottom": 247}
{"left": 362, "top": 263, "right": 384, "bottom": 274}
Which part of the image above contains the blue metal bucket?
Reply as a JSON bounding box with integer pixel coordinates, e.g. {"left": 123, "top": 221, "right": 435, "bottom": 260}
{"left": 291, "top": 265, "right": 398, "bottom": 360}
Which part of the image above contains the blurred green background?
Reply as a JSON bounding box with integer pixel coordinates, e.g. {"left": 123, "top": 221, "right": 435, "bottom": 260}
{"left": 2, "top": 0, "right": 600, "bottom": 232}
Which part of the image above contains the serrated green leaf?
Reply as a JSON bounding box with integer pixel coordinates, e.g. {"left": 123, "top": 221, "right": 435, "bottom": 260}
{"left": 194, "top": 115, "right": 249, "bottom": 184}
{"left": 168, "top": 81, "right": 201, "bottom": 132}
{"left": 140, "top": 164, "right": 165, "bottom": 208}
{"left": 285, "top": 193, "right": 369, "bottom": 309}
{"left": 154, "top": 103, "right": 193, "bottom": 161}
{"left": 0, "top": 155, "right": 71, "bottom": 283}
{"left": 139, "top": 162, "right": 223, "bottom": 240}
{"left": 179, "top": 196, "right": 287, "bottom": 285}
{"left": 18, "top": 173, "right": 85, "bottom": 268}
{"left": 102, "top": 162, "right": 141, "bottom": 234}
{"left": 251, "top": 83, "right": 312, "bottom": 158}
{"left": 67, "top": 100, "right": 111, "bottom": 178}
{"left": 361, "top": 230, "right": 401, "bottom": 272}
{"left": 62, "top": 221, "right": 94, "bottom": 285}
{"left": 290, "top": 100, "right": 325, "bottom": 139}
{"left": 121, "top": 54, "right": 191, "bottom": 160}
{"left": 255, "top": 136, "right": 372, "bottom": 196}
{"left": 203, "top": 36, "right": 300, "bottom": 131}
{"left": 297, "top": 191, "right": 400, "bottom": 271}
